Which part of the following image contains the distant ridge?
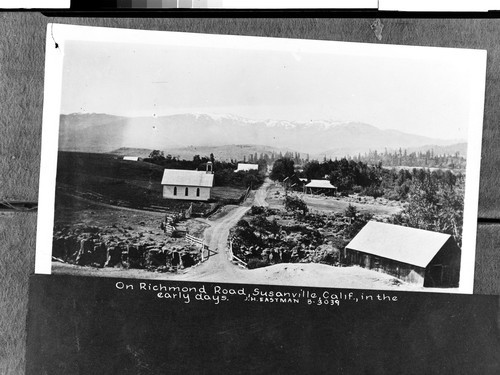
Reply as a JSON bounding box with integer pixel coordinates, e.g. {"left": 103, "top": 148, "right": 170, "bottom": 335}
{"left": 59, "top": 113, "right": 465, "bottom": 158}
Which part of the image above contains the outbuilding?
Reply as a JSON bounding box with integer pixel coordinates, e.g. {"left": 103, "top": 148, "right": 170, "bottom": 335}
{"left": 161, "top": 162, "right": 214, "bottom": 201}
{"left": 236, "top": 163, "right": 259, "bottom": 172}
{"left": 304, "top": 179, "right": 337, "bottom": 195}
{"left": 123, "top": 156, "right": 140, "bottom": 161}
{"left": 344, "top": 221, "right": 461, "bottom": 288}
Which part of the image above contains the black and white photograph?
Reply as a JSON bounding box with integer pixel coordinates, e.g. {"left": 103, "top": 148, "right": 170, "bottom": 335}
{"left": 36, "top": 24, "right": 486, "bottom": 293}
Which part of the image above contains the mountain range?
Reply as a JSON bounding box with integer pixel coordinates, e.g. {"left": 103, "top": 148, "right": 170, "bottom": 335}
{"left": 59, "top": 113, "right": 466, "bottom": 160}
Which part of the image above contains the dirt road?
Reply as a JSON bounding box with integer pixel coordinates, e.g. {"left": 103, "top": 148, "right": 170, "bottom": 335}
{"left": 253, "top": 178, "right": 271, "bottom": 207}
{"left": 175, "top": 205, "right": 248, "bottom": 281}
{"left": 175, "top": 179, "right": 272, "bottom": 281}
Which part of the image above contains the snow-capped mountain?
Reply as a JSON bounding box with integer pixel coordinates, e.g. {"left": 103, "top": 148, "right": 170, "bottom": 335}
{"left": 58, "top": 112, "right": 464, "bottom": 158}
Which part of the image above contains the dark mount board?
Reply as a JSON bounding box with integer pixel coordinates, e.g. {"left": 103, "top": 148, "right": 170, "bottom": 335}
{"left": 26, "top": 275, "right": 500, "bottom": 374}
{"left": 3, "top": 15, "right": 496, "bottom": 374}
{"left": 39, "top": 10, "right": 500, "bottom": 18}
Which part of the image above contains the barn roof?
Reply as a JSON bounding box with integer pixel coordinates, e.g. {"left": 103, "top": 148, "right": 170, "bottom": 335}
{"left": 161, "top": 169, "right": 214, "bottom": 187}
{"left": 346, "top": 221, "right": 452, "bottom": 268}
{"left": 305, "top": 179, "right": 336, "bottom": 189}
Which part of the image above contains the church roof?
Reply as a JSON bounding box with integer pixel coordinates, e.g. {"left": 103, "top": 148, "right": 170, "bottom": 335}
{"left": 161, "top": 169, "right": 214, "bottom": 187}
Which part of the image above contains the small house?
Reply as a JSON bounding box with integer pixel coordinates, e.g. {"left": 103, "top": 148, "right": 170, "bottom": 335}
{"left": 161, "top": 162, "right": 214, "bottom": 201}
{"left": 305, "top": 179, "right": 337, "bottom": 195}
{"left": 236, "top": 163, "right": 259, "bottom": 172}
{"left": 344, "top": 221, "right": 461, "bottom": 287}
{"left": 123, "top": 156, "right": 140, "bottom": 161}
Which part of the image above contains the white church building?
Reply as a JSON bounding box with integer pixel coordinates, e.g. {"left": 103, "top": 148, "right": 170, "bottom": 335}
{"left": 161, "top": 162, "right": 214, "bottom": 201}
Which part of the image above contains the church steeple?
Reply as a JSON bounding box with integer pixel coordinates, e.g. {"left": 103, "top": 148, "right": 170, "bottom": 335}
{"left": 206, "top": 161, "right": 213, "bottom": 174}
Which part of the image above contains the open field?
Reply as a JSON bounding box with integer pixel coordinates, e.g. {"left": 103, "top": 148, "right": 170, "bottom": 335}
{"left": 265, "top": 184, "right": 403, "bottom": 218}
{"left": 302, "top": 195, "right": 402, "bottom": 217}
{"left": 55, "top": 151, "right": 246, "bottom": 214}
{"left": 56, "top": 151, "right": 177, "bottom": 210}
{"left": 53, "top": 194, "right": 210, "bottom": 249}
{"left": 211, "top": 186, "right": 247, "bottom": 202}
{"left": 52, "top": 192, "right": 211, "bottom": 272}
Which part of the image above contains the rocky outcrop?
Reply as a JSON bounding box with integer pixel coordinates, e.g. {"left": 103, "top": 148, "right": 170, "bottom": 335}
{"left": 52, "top": 228, "right": 201, "bottom": 272}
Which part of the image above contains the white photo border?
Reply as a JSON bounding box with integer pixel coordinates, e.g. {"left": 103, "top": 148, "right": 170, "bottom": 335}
{"left": 36, "top": 23, "right": 487, "bottom": 294}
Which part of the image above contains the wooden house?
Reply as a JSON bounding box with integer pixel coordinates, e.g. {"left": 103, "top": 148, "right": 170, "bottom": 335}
{"left": 161, "top": 162, "right": 214, "bottom": 201}
{"left": 304, "top": 179, "right": 337, "bottom": 195}
{"left": 236, "top": 163, "right": 259, "bottom": 172}
{"left": 344, "top": 221, "right": 461, "bottom": 288}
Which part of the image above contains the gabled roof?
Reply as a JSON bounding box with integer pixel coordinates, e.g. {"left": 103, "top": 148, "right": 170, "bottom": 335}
{"left": 346, "top": 221, "right": 452, "bottom": 268}
{"left": 161, "top": 169, "right": 214, "bottom": 187}
{"left": 236, "top": 163, "right": 259, "bottom": 171}
{"left": 305, "top": 179, "right": 336, "bottom": 189}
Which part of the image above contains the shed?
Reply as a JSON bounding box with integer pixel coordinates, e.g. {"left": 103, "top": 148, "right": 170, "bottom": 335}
{"left": 161, "top": 163, "right": 214, "bottom": 201}
{"left": 123, "top": 156, "right": 140, "bottom": 161}
{"left": 345, "top": 221, "right": 461, "bottom": 287}
{"left": 236, "top": 163, "right": 259, "bottom": 172}
{"left": 305, "top": 179, "right": 337, "bottom": 195}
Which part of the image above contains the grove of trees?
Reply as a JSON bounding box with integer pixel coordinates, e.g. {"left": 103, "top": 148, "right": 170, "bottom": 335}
{"left": 355, "top": 148, "right": 466, "bottom": 170}
{"left": 144, "top": 150, "right": 266, "bottom": 189}
{"left": 270, "top": 156, "right": 465, "bottom": 246}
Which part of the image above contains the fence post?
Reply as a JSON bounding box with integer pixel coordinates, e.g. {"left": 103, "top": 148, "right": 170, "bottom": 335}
{"left": 229, "top": 238, "right": 234, "bottom": 261}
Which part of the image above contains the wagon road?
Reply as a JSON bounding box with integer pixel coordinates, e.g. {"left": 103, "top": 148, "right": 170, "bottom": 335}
{"left": 175, "top": 178, "right": 272, "bottom": 282}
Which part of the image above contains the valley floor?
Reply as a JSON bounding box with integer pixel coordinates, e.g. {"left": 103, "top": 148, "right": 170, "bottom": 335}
{"left": 51, "top": 179, "right": 447, "bottom": 293}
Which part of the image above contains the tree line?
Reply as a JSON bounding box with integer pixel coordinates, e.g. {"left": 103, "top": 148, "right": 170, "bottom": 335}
{"left": 352, "top": 148, "right": 466, "bottom": 170}
{"left": 271, "top": 157, "right": 464, "bottom": 245}
{"left": 144, "top": 150, "right": 266, "bottom": 189}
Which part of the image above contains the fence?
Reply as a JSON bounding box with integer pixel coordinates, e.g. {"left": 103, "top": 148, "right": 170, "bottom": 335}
{"left": 238, "top": 186, "right": 252, "bottom": 204}
{"left": 228, "top": 238, "right": 247, "bottom": 267}
{"left": 186, "top": 233, "right": 211, "bottom": 262}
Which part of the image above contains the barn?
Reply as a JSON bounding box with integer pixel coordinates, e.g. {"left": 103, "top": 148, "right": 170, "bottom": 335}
{"left": 304, "top": 179, "right": 337, "bottom": 195}
{"left": 344, "top": 221, "right": 461, "bottom": 288}
{"left": 161, "top": 162, "right": 214, "bottom": 201}
{"left": 236, "top": 163, "right": 259, "bottom": 172}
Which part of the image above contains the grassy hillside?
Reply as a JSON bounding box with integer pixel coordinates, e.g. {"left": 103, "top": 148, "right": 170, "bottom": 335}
{"left": 57, "top": 151, "right": 164, "bottom": 182}
{"left": 55, "top": 151, "right": 246, "bottom": 213}
{"left": 56, "top": 152, "right": 202, "bottom": 213}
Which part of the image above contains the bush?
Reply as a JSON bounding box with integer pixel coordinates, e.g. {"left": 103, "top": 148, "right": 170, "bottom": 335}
{"left": 284, "top": 195, "right": 308, "bottom": 215}
{"left": 251, "top": 206, "right": 266, "bottom": 215}
{"left": 251, "top": 215, "right": 280, "bottom": 234}
{"left": 352, "top": 185, "right": 363, "bottom": 194}
{"left": 383, "top": 190, "right": 400, "bottom": 201}
{"left": 234, "top": 227, "right": 261, "bottom": 247}
{"left": 237, "top": 219, "right": 250, "bottom": 228}
{"left": 362, "top": 185, "right": 384, "bottom": 199}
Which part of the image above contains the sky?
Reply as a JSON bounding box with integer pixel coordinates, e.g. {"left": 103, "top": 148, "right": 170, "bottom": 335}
{"left": 59, "top": 39, "right": 480, "bottom": 140}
